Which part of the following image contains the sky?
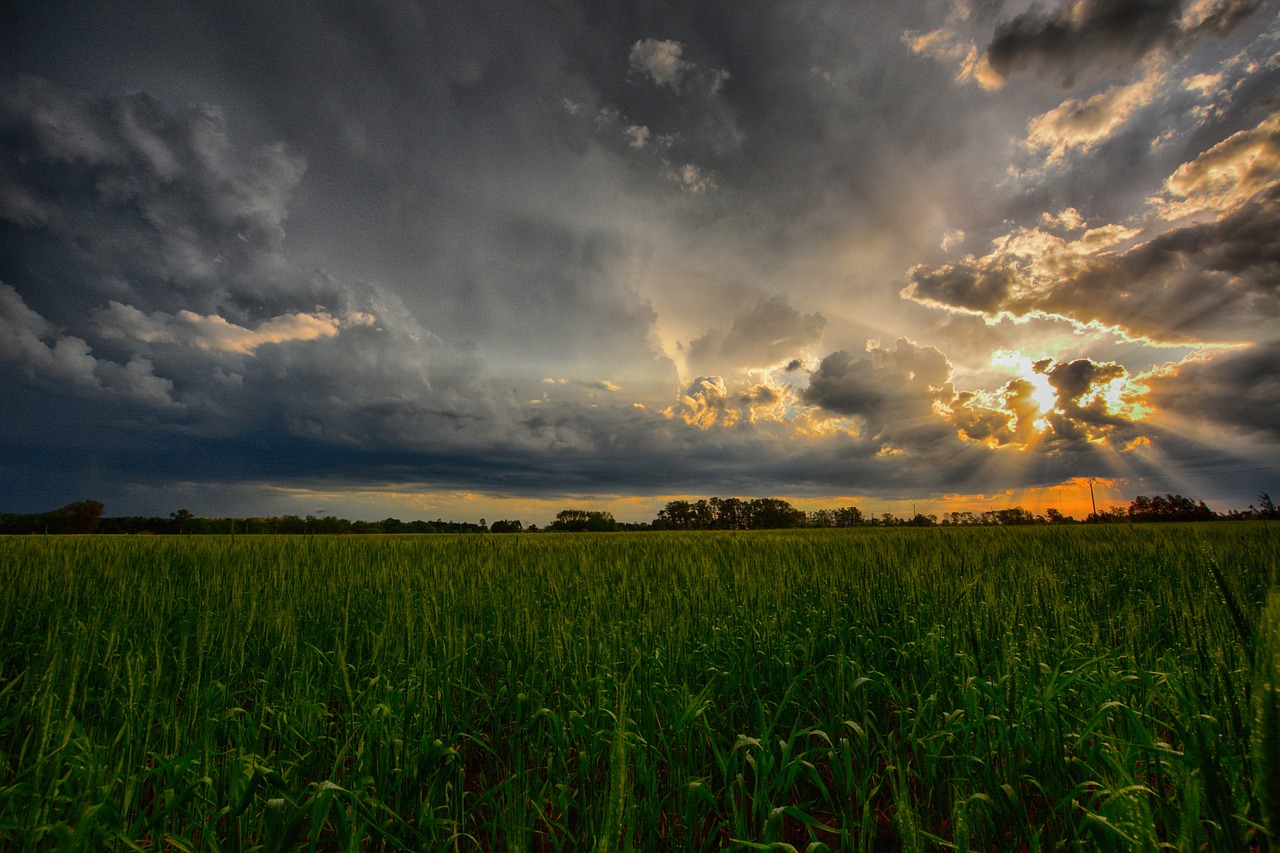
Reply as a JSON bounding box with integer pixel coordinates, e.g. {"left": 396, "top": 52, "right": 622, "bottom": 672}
{"left": 2, "top": 0, "right": 1279, "bottom": 525}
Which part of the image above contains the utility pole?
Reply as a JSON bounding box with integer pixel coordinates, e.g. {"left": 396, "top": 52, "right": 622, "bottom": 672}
{"left": 1088, "top": 479, "right": 1097, "bottom": 517}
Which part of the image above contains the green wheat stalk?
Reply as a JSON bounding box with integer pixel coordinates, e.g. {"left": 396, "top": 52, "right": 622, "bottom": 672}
{"left": 1255, "top": 590, "right": 1280, "bottom": 850}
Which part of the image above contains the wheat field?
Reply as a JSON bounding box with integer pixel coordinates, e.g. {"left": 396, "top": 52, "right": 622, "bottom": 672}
{"left": 1, "top": 524, "right": 1277, "bottom": 850}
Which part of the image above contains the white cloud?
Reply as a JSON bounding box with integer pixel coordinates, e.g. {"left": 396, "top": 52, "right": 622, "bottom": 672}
{"left": 628, "top": 37, "right": 728, "bottom": 96}
{"left": 667, "top": 162, "right": 717, "bottom": 193}
{"left": 625, "top": 124, "right": 650, "bottom": 149}
{"left": 630, "top": 39, "right": 689, "bottom": 90}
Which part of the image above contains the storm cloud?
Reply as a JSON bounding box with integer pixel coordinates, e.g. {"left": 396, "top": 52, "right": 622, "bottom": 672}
{"left": 983, "top": 0, "right": 1266, "bottom": 86}
{"left": 1, "top": 0, "right": 1277, "bottom": 520}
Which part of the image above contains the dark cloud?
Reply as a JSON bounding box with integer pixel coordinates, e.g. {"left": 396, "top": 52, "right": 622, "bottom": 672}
{"left": 986, "top": 0, "right": 1181, "bottom": 85}
{"left": 0, "top": 281, "right": 179, "bottom": 409}
{"left": 802, "top": 338, "right": 953, "bottom": 442}
{"left": 984, "top": 0, "right": 1265, "bottom": 86}
{"left": 1147, "top": 340, "right": 1280, "bottom": 439}
{"left": 687, "top": 295, "right": 825, "bottom": 370}
{"left": 0, "top": 2, "right": 678, "bottom": 385}
{"left": 1045, "top": 358, "right": 1128, "bottom": 426}
{"left": 0, "top": 68, "right": 1018, "bottom": 511}
{"left": 0, "top": 72, "right": 512, "bottom": 455}
{"left": 1053, "top": 184, "right": 1280, "bottom": 340}
{"left": 0, "top": 73, "right": 322, "bottom": 324}
{"left": 1182, "top": 0, "right": 1272, "bottom": 35}
{"left": 904, "top": 259, "right": 1016, "bottom": 314}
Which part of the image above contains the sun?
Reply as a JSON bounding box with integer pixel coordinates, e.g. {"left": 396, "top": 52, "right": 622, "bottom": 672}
{"left": 992, "top": 350, "right": 1059, "bottom": 432}
{"left": 1026, "top": 371, "right": 1058, "bottom": 432}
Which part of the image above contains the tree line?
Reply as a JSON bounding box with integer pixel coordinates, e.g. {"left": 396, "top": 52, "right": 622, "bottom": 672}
{"left": 1, "top": 492, "right": 1275, "bottom": 535}
{"left": 0, "top": 503, "right": 490, "bottom": 535}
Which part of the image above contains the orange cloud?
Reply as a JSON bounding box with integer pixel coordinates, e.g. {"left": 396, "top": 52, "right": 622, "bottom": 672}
{"left": 1153, "top": 111, "right": 1280, "bottom": 218}
{"left": 97, "top": 303, "right": 373, "bottom": 354}
{"left": 1025, "top": 73, "right": 1165, "bottom": 164}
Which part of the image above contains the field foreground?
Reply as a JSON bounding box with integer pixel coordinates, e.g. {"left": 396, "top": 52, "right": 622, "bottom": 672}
{"left": 1, "top": 525, "right": 1279, "bottom": 851}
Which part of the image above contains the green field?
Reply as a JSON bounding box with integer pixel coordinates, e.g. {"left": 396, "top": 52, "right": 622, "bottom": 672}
{"left": 1, "top": 524, "right": 1278, "bottom": 851}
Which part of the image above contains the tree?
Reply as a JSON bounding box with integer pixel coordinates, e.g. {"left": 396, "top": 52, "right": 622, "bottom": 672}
{"left": 711, "top": 497, "right": 749, "bottom": 530}
{"left": 747, "top": 498, "right": 806, "bottom": 529}
{"left": 833, "top": 506, "right": 865, "bottom": 527}
{"left": 170, "top": 508, "right": 194, "bottom": 535}
{"left": 1127, "top": 494, "right": 1215, "bottom": 523}
{"left": 654, "top": 501, "right": 696, "bottom": 530}
{"left": 549, "top": 509, "right": 617, "bottom": 532}
{"left": 549, "top": 509, "right": 589, "bottom": 531}
{"left": 690, "top": 499, "right": 716, "bottom": 530}
{"left": 809, "top": 509, "right": 835, "bottom": 528}
{"left": 1087, "top": 506, "right": 1128, "bottom": 524}
{"left": 589, "top": 513, "right": 618, "bottom": 532}
{"left": 992, "top": 507, "right": 1036, "bottom": 526}
{"left": 54, "top": 500, "right": 104, "bottom": 533}
{"left": 490, "top": 519, "right": 523, "bottom": 533}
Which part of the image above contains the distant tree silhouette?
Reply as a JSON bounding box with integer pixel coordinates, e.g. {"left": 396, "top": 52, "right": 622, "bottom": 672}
{"left": 1087, "top": 506, "right": 1129, "bottom": 524}
{"left": 654, "top": 497, "right": 806, "bottom": 530}
{"left": 55, "top": 500, "right": 105, "bottom": 533}
{"left": 549, "top": 510, "right": 617, "bottom": 532}
{"left": 170, "top": 508, "right": 194, "bottom": 534}
{"left": 833, "top": 506, "right": 865, "bottom": 527}
{"left": 490, "top": 519, "right": 523, "bottom": 533}
{"left": 1127, "top": 494, "right": 1215, "bottom": 523}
